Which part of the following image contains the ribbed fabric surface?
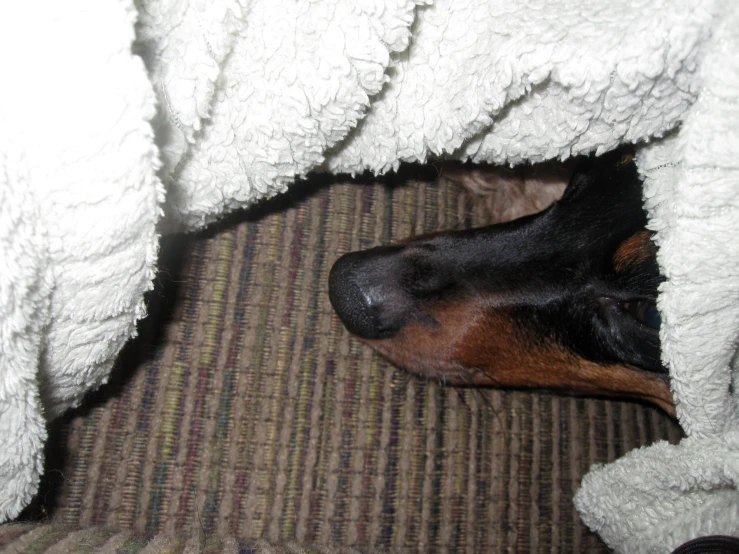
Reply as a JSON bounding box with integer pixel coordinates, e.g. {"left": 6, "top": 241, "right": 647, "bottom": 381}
{"left": 0, "top": 523, "right": 368, "bottom": 553}
{"left": 8, "top": 173, "right": 681, "bottom": 553}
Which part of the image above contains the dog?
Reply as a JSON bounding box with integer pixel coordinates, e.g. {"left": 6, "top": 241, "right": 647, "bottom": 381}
{"left": 328, "top": 148, "right": 675, "bottom": 416}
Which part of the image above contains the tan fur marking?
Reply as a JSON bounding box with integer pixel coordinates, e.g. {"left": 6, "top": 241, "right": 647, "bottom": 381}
{"left": 362, "top": 297, "right": 674, "bottom": 416}
{"left": 613, "top": 230, "right": 657, "bottom": 272}
{"left": 618, "top": 152, "right": 634, "bottom": 166}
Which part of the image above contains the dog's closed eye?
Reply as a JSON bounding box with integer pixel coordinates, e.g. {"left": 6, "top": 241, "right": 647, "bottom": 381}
{"left": 622, "top": 300, "right": 661, "bottom": 329}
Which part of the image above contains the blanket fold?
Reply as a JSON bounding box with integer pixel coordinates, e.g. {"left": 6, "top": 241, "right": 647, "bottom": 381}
{"left": 0, "top": 0, "right": 162, "bottom": 520}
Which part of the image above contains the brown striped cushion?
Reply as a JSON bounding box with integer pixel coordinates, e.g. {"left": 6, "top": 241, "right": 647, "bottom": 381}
{"left": 11, "top": 172, "right": 681, "bottom": 553}
{"left": 0, "top": 523, "right": 368, "bottom": 553}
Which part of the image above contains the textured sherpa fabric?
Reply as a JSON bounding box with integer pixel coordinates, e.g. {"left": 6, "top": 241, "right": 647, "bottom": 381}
{"left": 146, "top": 0, "right": 423, "bottom": 230}
{"left": 0, "top": 142, "right": 49, "bottom": 527}
{"left": 151, "top": 0, "right": 713, "bottom": 231}
{"left": 326, "top": 0, "right": 712, "bottom": 173}
{"left": 0, "top": 1, "right": 162, "bottom": 521}
{"left": 575, "top": 4, "right": 739, "bottom": 551}
{"left": 0, "top": 0, "right": 736, "bottom": 551}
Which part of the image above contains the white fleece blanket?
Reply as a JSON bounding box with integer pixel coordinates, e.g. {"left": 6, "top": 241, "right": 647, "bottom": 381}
{"left": 0, "top": 0, "right": 736, "bottom": 551}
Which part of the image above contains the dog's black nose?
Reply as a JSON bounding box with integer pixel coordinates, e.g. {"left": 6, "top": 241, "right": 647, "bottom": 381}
{"left": 328, "top": 247, "right": 412, "bottom": 339}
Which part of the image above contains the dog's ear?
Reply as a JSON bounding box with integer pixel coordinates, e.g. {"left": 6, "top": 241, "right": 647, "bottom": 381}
{"left": 559, "top": 146, "right": 637, "bottom": 205}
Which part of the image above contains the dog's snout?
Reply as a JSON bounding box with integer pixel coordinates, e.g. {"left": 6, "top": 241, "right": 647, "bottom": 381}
{"left": 328, "top": 252, "right": 382, "bottom": 338}
{"left": 329, "top": 247, "right": 415, "bottom": 339}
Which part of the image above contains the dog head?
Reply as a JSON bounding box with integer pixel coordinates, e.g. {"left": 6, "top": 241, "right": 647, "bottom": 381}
{"left": 329, "top": 149, "right": 673, "bottom": 414}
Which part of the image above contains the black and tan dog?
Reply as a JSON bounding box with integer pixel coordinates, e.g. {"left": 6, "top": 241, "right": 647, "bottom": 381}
{"left": 328, "top": 148, "right": 674, "bottom": 416}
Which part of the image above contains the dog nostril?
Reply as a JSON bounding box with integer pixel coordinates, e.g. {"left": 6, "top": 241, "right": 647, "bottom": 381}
{"left": 328, "top": 250, "right": 405, "bottom": 339}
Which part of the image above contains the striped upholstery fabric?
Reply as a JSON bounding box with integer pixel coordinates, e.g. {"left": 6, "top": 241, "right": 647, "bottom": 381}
{"left": 6, "top": 172, "right": 681, "bottom": 553}
{"left": 0, "top": 524, "right": 366, "bottom": 553}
